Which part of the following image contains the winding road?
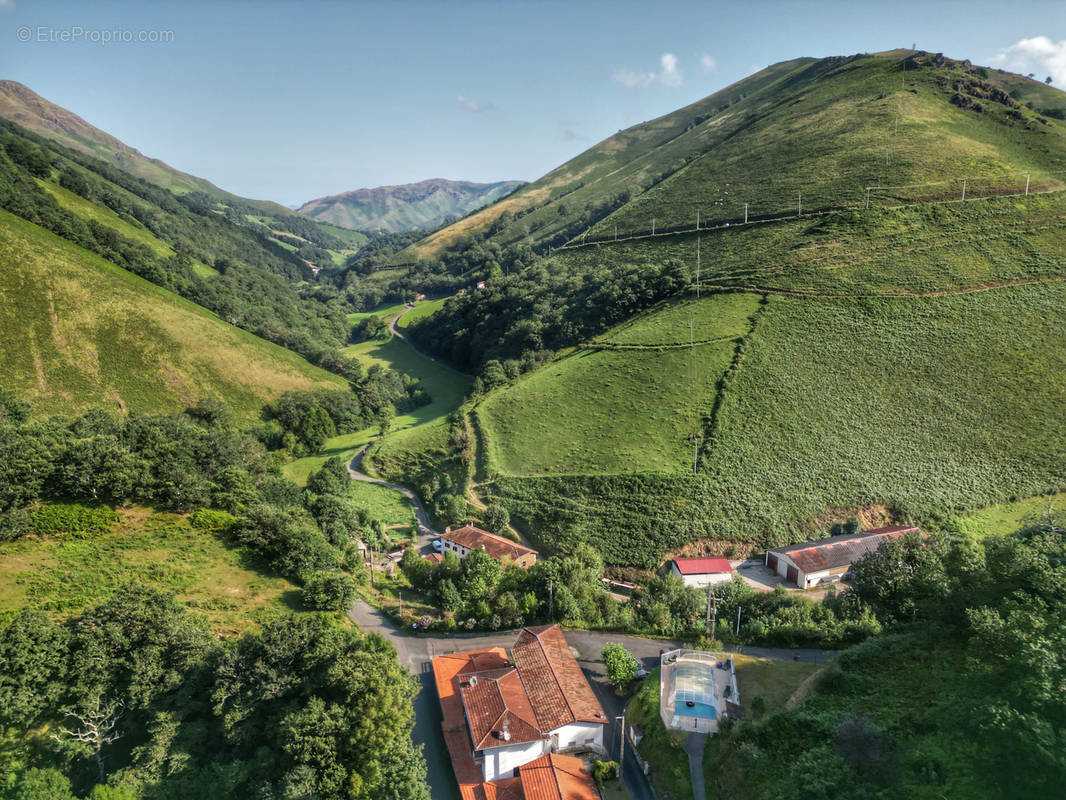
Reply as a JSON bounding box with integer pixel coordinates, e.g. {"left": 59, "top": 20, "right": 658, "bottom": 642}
{"left": 348, "top": 444, "right": 439, "bottom": 553}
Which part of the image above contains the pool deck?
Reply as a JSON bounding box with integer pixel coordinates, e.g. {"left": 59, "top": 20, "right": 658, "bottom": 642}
{"left": 659, "top": 650, "right": 739, "bottom": 735}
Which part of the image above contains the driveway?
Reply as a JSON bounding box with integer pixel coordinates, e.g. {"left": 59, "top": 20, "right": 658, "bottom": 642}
{"left": 349, "top": 600, "right": 832, "bottom": 800}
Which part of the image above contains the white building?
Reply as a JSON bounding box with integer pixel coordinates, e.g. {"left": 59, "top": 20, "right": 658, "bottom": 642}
{"left": 765, "top": 525, "right": 920, "bottom": 589}
{"left": 669, "top": 557, "right": 734, "bottom": 588}
{"left": 434, "top": 625, "right": 607, "bottom": 784}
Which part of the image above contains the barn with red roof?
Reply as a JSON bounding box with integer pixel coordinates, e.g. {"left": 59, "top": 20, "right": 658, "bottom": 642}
{"left": 669, "top": 556, "right": 735, "bottom": 588}
{"left": 765, "top": 525, "right": 921, "bottom": 589}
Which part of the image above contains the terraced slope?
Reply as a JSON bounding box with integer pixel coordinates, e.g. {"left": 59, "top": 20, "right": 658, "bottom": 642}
{"left": 0, "top": 208, "right": 346, "bottom": 421}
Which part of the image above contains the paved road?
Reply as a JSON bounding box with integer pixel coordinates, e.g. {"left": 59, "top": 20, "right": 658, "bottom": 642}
{"left": 348, "top": 446, "right": 439, "bottom": 554}
{"left": 350, "top": 600, "right": 832, "bottom": 800}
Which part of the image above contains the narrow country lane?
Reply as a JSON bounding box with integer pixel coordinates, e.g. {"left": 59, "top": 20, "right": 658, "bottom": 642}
{"left": 348, "top": 444, "right": 439, "bottom": 553}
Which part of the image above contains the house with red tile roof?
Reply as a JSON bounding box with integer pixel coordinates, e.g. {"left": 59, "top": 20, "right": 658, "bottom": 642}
{"left": 765, "top": 525, "right": 921, "bottom": 589}
{"left": 669, "top": 557, "right": 734, "bottom": 588}
{"left": 441, "top": 525, "right": 538, "bottom": 568}
{"left": 431, "top": 625, "right": 606, "bottom": 798}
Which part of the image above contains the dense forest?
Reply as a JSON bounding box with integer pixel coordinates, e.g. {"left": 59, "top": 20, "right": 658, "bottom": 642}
{"left": 0, "top": 390, "right": 429, "bottom": 798}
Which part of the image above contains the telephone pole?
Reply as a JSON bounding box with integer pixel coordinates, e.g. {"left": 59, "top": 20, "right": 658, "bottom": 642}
{"left": 744, "top": 202, "right": 748, "bottom": 224}
{"left": 547, "top": 579, "right": 554, "bottom": 620}
{"left": 705, "top": 585, "right": 718, "bottom": 638}
{"left": 1025, "top": 173, "right": 1031, "bottom": 196}
{"left": 696, "top": 236, "right": 701, "bottom": 299}
{"left": 961, "top": 178, "right": 967, "bottom": 201}
{"left": 616, "top": 713, "right": 625, "bottom": 789}
{"left": 696, "top": 208, "right": 700, "bottom": 231}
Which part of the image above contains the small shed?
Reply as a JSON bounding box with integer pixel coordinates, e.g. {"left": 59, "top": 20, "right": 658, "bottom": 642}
{"left": 669, "top": 557, "right": 734, "bottom": 588}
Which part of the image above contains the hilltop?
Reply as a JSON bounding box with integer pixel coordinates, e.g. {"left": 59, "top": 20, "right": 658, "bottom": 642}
{"left": 377, "top": 51, "right": 1066, "bottom": 568}
{"left": 400, "top": 50, "right": 1066, "bottom": 261}
{"left": 298, "top": 177, "right": 524, "bottom": 233}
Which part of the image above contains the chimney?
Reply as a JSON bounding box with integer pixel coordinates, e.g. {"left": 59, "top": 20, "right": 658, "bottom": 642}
{"left": 500, "top": 721, "right": 511, "bottom": 742}
{"left": 469, "top": 675, "right": 478, "bottom": 687}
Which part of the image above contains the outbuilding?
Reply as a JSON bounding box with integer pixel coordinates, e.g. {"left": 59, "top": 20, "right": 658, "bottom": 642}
{"left": 765, "top": 525, "right": 919, "bottom": 589}
{"left": 669, "top": 557, "right": 734, "bottom": 588}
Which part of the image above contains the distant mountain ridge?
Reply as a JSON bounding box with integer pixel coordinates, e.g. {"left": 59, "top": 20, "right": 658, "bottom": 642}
{"left": 297, "top": 178, "right": 525, "bottom": 233}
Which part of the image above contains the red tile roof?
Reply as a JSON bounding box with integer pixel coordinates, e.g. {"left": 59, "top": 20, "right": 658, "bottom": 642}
{"left": 425, "top": 552, "right": 444, "bottom": 564}
{"left": 519, "top": 753, "right": 599, "bottom": 800}
{"left": 444, "top": 525, "right": 539, "bottom": 564}
{"left": 770, "top": 526, "right": 919, "bottom": 573}
{"left": 672, "top": 557, "right": 733, "bottom": 576}
{"left": 460, "top": 668, "right": 546, "bottom": 750}
{"left": 511, "top": 625, "right": 607, "bottom": 731}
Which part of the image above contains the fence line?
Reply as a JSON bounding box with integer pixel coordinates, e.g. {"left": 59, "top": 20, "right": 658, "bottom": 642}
{"left": 559, "top": 173, "right": 1066, "bottom": 252}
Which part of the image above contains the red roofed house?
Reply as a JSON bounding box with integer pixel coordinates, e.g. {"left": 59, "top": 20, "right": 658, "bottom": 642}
{"left": 765, "top": 525, "right": 921, "bottom": 589}
{"left": 442, "top": 525, "right": 538, "bottom": 569}
{"left": 432, "top": 625, "right": 606, "bottom": 799}
{"left": 669, "top": 557, "right": 734, "bottom": 588}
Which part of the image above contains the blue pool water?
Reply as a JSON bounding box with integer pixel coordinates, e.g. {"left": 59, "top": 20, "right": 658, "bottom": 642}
{"left": 680, "top": 702, "right": 716, "bottom": 720}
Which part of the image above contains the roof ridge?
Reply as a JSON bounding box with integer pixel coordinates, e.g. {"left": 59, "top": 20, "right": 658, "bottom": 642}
{"left": 549, "top": 752, "right": 565, "bottom": 800}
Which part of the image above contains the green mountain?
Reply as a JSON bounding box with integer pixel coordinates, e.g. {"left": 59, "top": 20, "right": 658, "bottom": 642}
{"left": 297, "top": 178, "right": 524, "bottom": 233}
{"left": 0, "top": 80, "right": 366, "bottom": 260}
{"left": 0, "top": 206, "right": 345, "bottom": 421}
{"left": 384, "top": 51, "right": 1066, "bottom": 568}
{"left": 402, "top": 50, "right": 1066, "bottom": 260}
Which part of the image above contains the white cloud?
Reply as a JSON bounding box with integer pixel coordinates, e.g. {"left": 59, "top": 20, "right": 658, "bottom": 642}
{"left": 612, "top": 67, "right": 656, "bottom": 89}
{"left": 659, "top": 52, "right": 682, "bottom": 87}
{"left": 700, "top": 53, "right": 717, "bottom": 72}
{"left": 613, "top": 52, "right": 683, "bottom": 89}
{"left": 457, "top": 94, "right": 494, "bottom": 112}
{"left": 992, "top": 36, "right": 1066, "bottom": 86}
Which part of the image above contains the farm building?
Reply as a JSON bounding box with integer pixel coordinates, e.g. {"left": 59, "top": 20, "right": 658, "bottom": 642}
{"left": 669, "top": 557, "right": 734, "bottom": 587}
{"left": 441, "top": 524, "right": 538, "bottom": 568}
{"left": 765, "top": 525, "right": 920, "bottom": 589}
{"left": 433, "top": 625, "right": 606, "bottom": 798}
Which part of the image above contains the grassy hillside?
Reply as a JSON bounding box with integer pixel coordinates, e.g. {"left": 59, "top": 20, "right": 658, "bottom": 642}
{"left": 297, "top": 178, "right": 524, "bottom": 233}
{"left": 0, "top": 207, "right": 345, "bottom": 421}
{"left": 402, "top": 51, "right": 1066, "bottom": 261}
{"left": 0, "top": 505, "right": 298, "bottom": 637}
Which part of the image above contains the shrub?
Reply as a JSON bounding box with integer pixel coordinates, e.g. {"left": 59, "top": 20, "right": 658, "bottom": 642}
{"left": 189, "top": 508, "right": 238, "bottom": 532}
{"left": 31, "top": 503, "right": 119, "bottom": 537}
{"left": 301, "top": 570, "right": 358, "bottom": 611}
{"left": 592, "top": 760, "right": 619, "bottom": 785}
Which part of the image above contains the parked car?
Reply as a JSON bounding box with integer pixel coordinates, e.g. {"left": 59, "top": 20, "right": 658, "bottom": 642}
{"left": 635, "top": 661, "right": 648, "bottom": 679}
{"left": 432, "top": 538, "right": 444, "bottom": 552}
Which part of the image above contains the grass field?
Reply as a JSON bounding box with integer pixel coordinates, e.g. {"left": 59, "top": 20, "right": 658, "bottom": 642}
{"left": 0, "top": 506, "right": 298, "bottom": 637}
{"left": 349, "top": 481, "right": 419, "bottom": 529}
{"left": 480, "top": 344, "right": 734, "bottom": 475}
{"left": 396, "top": 298, "right": 446, "bottom": 328}
{"left": 341, "top": 332, "right": 470, "bottom": 431}
{"left": 730, "top": 654, "right": 821, "bottom": 719}
{"left": 346, "top": 303, "right": 407, "bottom": 325}
{"left": 281, "top": 427, "right": 378, "bottom": 486}
{"left": 598, "top": 293, "right": 761, "bottom": 346}
{"left": 705, "top": 283, "right": 1066, "bottom": 539}
{"left": 951, "top": 490, "right": 1066, "bottom": 539}
{"left": 0, "top": 208, "right": 345, "bottom": 422}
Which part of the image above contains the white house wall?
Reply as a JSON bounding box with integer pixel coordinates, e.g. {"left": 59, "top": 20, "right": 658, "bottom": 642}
{"left": 480, "top": 739, "right": 549, "bottom": 781}
{"left": 550, "top": 722, "right": 604, "bottom": 753}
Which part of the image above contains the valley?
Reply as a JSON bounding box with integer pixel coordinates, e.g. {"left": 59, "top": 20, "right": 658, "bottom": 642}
{"left": 1, "top": 31, "right": 1064, "bottom": 800}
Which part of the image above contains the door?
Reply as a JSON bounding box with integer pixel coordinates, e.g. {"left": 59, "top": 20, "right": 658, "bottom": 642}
{"left": 785, "top": 566, "right": 799, "bottom": 586}
{"left": 767, "top": 554, "right": 778, "bottom": 574}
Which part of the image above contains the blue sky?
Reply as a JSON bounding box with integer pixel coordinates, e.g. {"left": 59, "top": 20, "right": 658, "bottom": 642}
{"left": 2, "top": 0, "right": 1065, "bottom": 205}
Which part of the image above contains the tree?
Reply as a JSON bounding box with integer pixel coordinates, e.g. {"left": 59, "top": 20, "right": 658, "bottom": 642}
{"left": 298, "top": 406, "right": 336, "bottom": 452}
{"left": 51, "top": 696, "right": 125, "bottom": 782}
{"left": 11, "top": 768, "right": 77, "bottom": 800}
{"left": 602, "top": 643, "right": 638, "bottom": 692}
{"left": 302, "top": 571, "right": 358, "bottom": 611}
{"left": 480, "top": 503, "right": 510, "bottom": 535}
{"left": 1046, "top": 76, "right": 1053, "bottom": 85}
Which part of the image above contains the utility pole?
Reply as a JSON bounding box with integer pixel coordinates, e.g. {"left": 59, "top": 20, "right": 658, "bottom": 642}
{"left": 614, "top": 223, "right": 618, "bottom": 241}
{"left": 961, "top": 178, "right": 967, "bottom": 201}
{"left": 696, "top": 236, "right": 701, "bottom": 299}
{"left": 744, "top": 202, "right": 748, "bottom": 224}
{"left": 705, "top": 585, "right": 718, "bottom": 638}
{"left": 1025, "top": 173, "right": 1031, "bottom": 196}
{"left": 865, "top": 187, "right": 871, "bottom": 210}
{"left": 652, "top": 218, "right": 656, "bottom": 235}
{"left": 369, "top": 544, "right": 374, "bottom": 588}
{"left": 616, "top": 713, "right": 625, "bottom": 788}
{"left": 696, "top": 208, "right": 700, "bottom": 231}
{"left": 797, "top": 192, "right": 802, "bottom": 217}
{"left": 735, "top": 606, "right": 742, "bottom": 636}
{"left": 547, "top": 579, "right": 554, "bottom": 620}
